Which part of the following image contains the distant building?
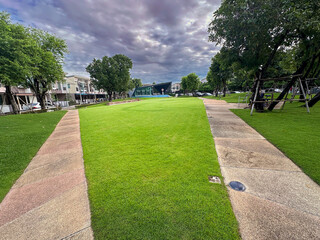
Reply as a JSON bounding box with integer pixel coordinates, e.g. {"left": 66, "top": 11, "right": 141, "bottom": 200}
{"left": 0, "top": 85, "right": 38, "bottom": 114}
{"left": 201, "top": 78, "right": 207, "bottom": 83}
{"left": 133, "top": 82, "right": 172, "bottom": 97}
{"left": 171, "top": 83, "right": 181, "bottom": 93}
{"left": 50, "top": 75, "right": 106, "bottom": 104}
{"left": 0, "top": 75, "right": 108, "bottom": 113}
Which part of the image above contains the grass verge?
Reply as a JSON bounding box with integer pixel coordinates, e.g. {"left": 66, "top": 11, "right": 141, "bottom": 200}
{"left": 232, "top": 102, "right": 320, "bottom": 185}
{"left": 203, "top": 93, "right": 249, "bottom": 103}
{"left": 0, "top": 111, "right": 66, "bottom": 202}
{"left": 79, "top": 98, "right": 240, "bottom": 239}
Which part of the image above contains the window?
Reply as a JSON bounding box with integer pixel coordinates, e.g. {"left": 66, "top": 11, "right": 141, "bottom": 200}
{"left": 0, "top": 95, "right": 2, "bottom": 105}
{"left": 67, "top": 84, "right": 70, "bottom": 89}
{"left": 63, "top": 87, "right": 66, "bottom": 90}
{"left": 76, "top": 87, "right": 79, "bottom": 91}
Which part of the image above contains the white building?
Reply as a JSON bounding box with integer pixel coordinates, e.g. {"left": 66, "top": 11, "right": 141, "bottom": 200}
{"left": 171, "top": 83, "right": 181, "bottom": 93}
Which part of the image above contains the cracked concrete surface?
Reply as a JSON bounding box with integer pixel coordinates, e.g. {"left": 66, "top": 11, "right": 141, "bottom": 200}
{"left": 203, "top": 98, "right": 320, "bottom": 240}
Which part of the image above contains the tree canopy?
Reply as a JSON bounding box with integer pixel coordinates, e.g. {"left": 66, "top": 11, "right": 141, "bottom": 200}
{"left": 208, "top": 0, "right": 320, "bottom": 107}
{"left": 0, "top": 12, "right": 31, "bottom": 113}
{"left": 0, "top": 11, "right": 67, "bottom": 112}
{"left": 86, "top": 54, "right": 133, "bottom": 101}
{"left": 25, "top": 29, "right": 67, "bottom": 109}
{"left": 181, "top": 73, "right": 200, "bottom": 94}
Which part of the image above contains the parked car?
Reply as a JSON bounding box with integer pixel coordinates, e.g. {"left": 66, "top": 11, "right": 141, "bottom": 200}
{"left": 23, "top": 103, "right": 41, "bottom": 110}
{"left": 203, "top": 93, "right": 212, "bottom": 96}
{"left": 311, "top": 87, "right": 320, "bottom": 94}
{"left": 196, "top": 92, "right": 204, "bottom": 96}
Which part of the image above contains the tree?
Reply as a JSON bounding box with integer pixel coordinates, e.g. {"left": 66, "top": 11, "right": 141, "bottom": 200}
{"left": 198, "top": 82, "right": 213, "bottom": 93}
{"left": 86, "top": 54, "right": 132, "bottom": 101}
{"left": 181, "top": 73, "right": 200, "bottom": 94}
{"left": 209, "top": 0, "right": 320, "bottom": 108}
{"left": 181, "top": 76, "right": 188, "bottom": 93}
{"left": 25, "top": 29, "right": 67, "bottom": 110}
{"left": 113, "top": 54, "right": 133, "bottom": 98}
{"left": 208, "top": 52, "right": 232, "bottom": 97}
{"left": 0, "top": 12, "right": 31, "bottom": 114}
{"left": 129, "top": 78, "right": 142, "bottom": 89}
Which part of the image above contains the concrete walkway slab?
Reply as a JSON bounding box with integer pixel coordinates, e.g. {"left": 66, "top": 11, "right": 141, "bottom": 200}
{"left": 203, "top": 98, "right": 320, "bottom": 240}
{"left": 0, "top": 110, "right": 93, "bottom": 240}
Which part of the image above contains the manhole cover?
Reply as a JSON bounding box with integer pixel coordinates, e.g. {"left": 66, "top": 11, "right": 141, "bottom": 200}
{"left": 208, "top": 176, "right": 221, "bottom": 184}
{"left": 229, "top": 181, "right": 246, "bottom": 191}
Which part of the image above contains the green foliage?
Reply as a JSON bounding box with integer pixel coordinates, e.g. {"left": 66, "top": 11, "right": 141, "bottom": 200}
{"left": 207, "top": 51, "right": 232, "bottom": 96}
{"left": 79, "top": 98, "right": 240, "bottom": 239}
{"left": 26, "top": 29, "right": 68, "bottom": 109}
{"left": 208, "top": 0, "right": 320, "bottom": 86}
{"left": 129, "top": 78, "right": 142, "bottom": 90}
{"left": 198, "top": 82, "right": 213, "bottom": 92}
{"left": 180, "top": 73, "right": 200, "bottom": 93}
{"left": 86, "top": 54, "right": 133, "bottom": 101}
{"left": 0, "top": 111, "right": 66, "bottom": 202}
{"left": 0, "top": 12, "right": 30, "bottom": 86}
{"left": 233, "top": 102, "right": 320, "bottom": 184}
{"left": 0, "top": 11, "right": 68, "bottom": 111}
{"left": 0, "top": 11, "right": 34, "bottom": 113}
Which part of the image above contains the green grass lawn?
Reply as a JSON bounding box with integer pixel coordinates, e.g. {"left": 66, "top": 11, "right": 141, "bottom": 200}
{"left": 0, "top": 111, "right": 66, "bottom": 202}
{"left": 204, "top": 93, "right": 249, "bottom": 103}
{"left": 203, "top": 92, "right": 304, "bottom": 103}
{"left": 79, "top": 98, "right": 240, "bottom": 240}
{"left": 232, "top": 102, "right": 320, "bottom": 185}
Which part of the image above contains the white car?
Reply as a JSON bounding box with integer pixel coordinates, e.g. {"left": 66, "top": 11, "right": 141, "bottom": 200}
{"left": 23, "top": 103, "right": 41, "bottom": 110}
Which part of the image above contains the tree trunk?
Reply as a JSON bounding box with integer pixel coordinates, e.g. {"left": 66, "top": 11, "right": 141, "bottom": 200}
{"left": 5, "top": 85, "right": 20, "bottom": 114}
{"left": 108, "top": 93, "right": 112, "bottom": 102}
{"left": 39, "top": 94, "right": 46, "bottom": 110}
{"left": 307, "top": 92, "right": 320, "bottom": 107}
{"left": 223, "top": 82, "right": 227, "bottom": 97}
{"left": 299, "top": 81, "right": 307, "bottom": 102}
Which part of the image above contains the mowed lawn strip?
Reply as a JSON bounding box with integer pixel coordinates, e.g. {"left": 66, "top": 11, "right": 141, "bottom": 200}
{"left": 232, "top": 102, "right": 320, "bottom": 185}
{"left": 79, "top": 98, "right": 240, "bottom": 240}
{"left": 0, "top": 111, "right": 66, "bottom": 202}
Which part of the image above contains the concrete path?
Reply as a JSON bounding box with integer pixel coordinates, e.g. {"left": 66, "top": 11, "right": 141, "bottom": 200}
{"left": 203, "top": 99, "right": 320, "bottom": 240}
{"left": 0, "top": 110, "right": 93, "bottom": 240}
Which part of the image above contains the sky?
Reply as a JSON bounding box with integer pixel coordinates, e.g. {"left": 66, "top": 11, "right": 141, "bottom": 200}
{"left": 0, "top": 0, "right": 221, "bottom": 84}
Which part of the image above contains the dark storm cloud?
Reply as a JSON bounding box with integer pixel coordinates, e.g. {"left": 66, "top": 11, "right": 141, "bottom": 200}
{"left": 0, "top": 0, "right": 221, "bottom": 83}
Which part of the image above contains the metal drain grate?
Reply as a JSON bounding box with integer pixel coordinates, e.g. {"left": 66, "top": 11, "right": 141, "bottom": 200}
{"left": 208, "top": 176, "right": 221, "bottom": 184}
{"left": 229, "top": 181, "right": 246, "bottom": 191}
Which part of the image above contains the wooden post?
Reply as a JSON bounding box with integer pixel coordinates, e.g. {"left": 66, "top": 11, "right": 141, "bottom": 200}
{"left": 16, "top": 96, "right": 21, "bottom": 114}
{"left": 250, "top": 80, "right": 260, "bottom": 116}
{"left": 299, "top": 78, "right": 310, "bottom": 113}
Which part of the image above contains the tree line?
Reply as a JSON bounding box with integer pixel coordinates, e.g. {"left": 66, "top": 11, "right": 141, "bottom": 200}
{"left": 0, "top": 11, "right": 142, "bottom": 114}
{"left": 207, "top": 0, "right": 320, "bottom": 107}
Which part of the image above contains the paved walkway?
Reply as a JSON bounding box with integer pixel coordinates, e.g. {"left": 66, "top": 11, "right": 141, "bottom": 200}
{"left": 0, "top": 110, "right": 93, "bottom": 240}
{"left": 203, "top": 99, "right": 320, "bottom": 240}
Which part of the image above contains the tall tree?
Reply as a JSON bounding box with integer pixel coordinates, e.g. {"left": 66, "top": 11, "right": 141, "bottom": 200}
{"left": 131, "top": 78, "right": 142, "bottom": 88}
{"left": 208, "top": 52, "right": 232, "bottom": 97}
{"left": 25, "top": 29, "right": 67, "bottom": 110}
{"left": 209, "top": 0, "right": 320, "bottom": 108}
{"left": 0, "top": 12, "right": 31, "bottom": 114}
{"left": 181, "top": 73, "right": 200, "bottom": 94}
{"left": 113, "top": 54, "right": 133, "bottom": 98}
{"left": 86, "top": 54, "right": 132, "bottom": 101}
